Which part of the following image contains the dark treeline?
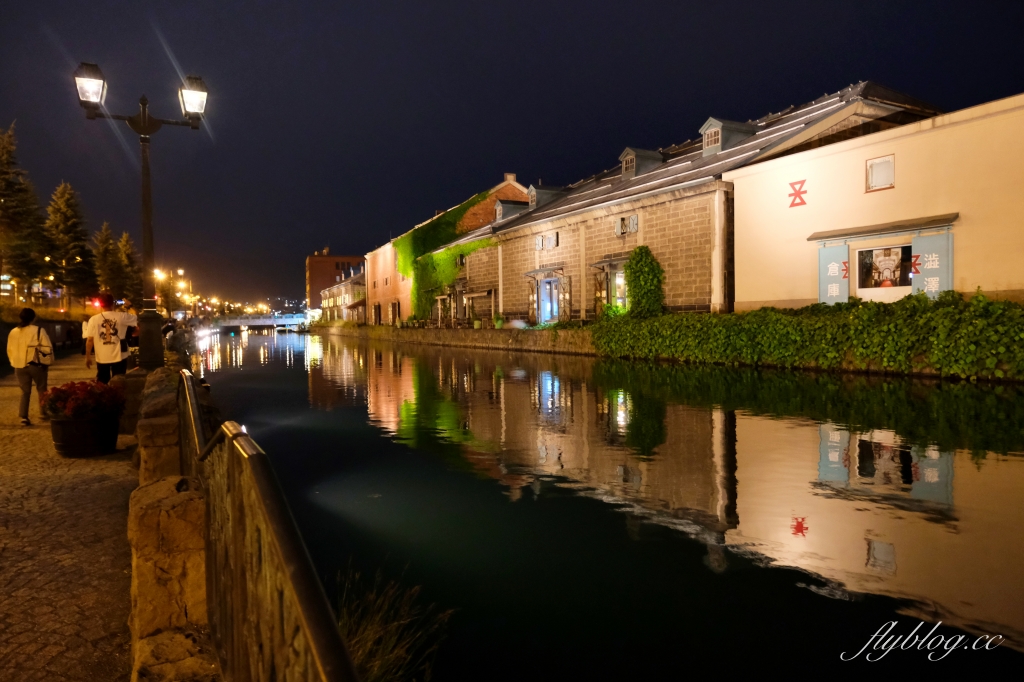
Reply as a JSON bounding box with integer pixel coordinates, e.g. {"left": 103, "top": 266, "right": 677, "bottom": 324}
{"left": 0, "top": 123, "right": 143, "bottom": 308}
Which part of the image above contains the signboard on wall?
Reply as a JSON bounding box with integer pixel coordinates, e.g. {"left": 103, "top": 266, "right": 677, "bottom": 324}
{"left": 817, "top": 244, "right": 849, "bottom": 304}
{"left": 911, "top": 233, "right": 953, "bottom": 299}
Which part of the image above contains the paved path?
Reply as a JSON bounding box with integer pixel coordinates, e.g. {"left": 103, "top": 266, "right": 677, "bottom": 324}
{"left": 0, "top": 355, "right": 137, "bottom": 681}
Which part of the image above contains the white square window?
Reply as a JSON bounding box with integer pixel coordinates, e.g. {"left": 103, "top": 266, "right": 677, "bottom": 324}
{"left": 866, "top": 155, "right": 895, "bottom": 191}
{"left": 535, "top": 235, "right": 544, "bottom": 251}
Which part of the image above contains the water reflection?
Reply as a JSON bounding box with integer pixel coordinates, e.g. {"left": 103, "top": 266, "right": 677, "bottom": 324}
{"left": 302, "top": 337, "right": 1024, "bottom": 649}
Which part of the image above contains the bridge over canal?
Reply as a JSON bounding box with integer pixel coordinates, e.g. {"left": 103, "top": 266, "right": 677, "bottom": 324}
{"left": 211, "top": 313, "right": 306, "bottom": 329}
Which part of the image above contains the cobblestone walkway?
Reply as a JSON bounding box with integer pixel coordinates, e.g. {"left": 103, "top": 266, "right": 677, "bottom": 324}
{"left": 0, "top": 355, "right": 137, "bottom": 681}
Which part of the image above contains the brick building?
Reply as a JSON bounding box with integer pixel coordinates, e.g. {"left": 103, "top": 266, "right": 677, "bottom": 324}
{"left": 366, "top": 173, "right": 527, "bottom": 325}
{"left": 304, "top": 247, "right": 362, "bottom": 309}
{"left": 475, "top": 82, "right": 939, "bottom": 323}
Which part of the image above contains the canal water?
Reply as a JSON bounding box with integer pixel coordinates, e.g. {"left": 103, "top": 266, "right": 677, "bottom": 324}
{"left": 196, "top": 330, "right": 1024, "bottom": 676}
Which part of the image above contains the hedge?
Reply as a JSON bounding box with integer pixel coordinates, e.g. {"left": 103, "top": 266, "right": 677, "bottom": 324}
{"left": 592, "top": 291, "right": 1024, "bottom": 380}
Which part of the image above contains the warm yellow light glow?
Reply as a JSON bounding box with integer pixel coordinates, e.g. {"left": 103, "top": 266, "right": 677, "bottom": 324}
{"left": 75, "top": 77, "right": 105, "bottom": 104}
{"left": 177, "top": 280, "right": 186, "bottom": 289}
{"left": 44, "top": 256, "right": 51, "bottom": 262}
{"left": 154, "top": 269, "right": 166, "bottom": 280}
{"left": 177, "top": 269, "right": 185, "bottom": 276}
{"left": 180, "top": 88, "right": 207, "bottom": 115}
{"left": 211, "top": 298, "right": 219, "bottom": 304}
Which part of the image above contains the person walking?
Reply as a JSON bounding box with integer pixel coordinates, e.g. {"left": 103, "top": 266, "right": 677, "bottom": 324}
{"left": 85, "top": 293, "right": 137, "bottom": 383}
{"left": 5, "top": 307, "right": 53, "bottom": 426}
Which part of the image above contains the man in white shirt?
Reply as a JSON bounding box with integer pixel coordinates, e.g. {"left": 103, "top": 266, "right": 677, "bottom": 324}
{"left": 5, "top": 307, "right": 53, "bottom": 426}
{"left": 85, "top": 293, "right": 137, "bottom": 384}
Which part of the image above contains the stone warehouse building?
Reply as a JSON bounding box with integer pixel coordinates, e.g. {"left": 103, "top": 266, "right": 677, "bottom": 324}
{"left": 365, "top": 173, "right": 528, "bottom": 325}
{"left": 724, "top": 91, "right": 1024, "bottom": 309}
{"left": 473, "top": 82, "right": 940, "bottom": 323}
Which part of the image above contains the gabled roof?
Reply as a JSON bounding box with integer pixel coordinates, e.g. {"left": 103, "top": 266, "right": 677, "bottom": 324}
{"left": 492, "top": 81, "right": 941, "bottom": 233}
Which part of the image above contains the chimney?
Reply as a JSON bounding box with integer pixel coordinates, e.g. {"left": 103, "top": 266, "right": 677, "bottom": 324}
{"left": 504, "top": 173, "right": 516, "bottom": 183}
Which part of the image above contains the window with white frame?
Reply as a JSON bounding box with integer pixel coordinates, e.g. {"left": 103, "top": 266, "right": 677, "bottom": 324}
{"left": 703, "top": 128, "right": 721, "bottom": 149}
{"left": 622, "top": 156, "right": 635, "bottom": 174}
{"left": 615, "top": 214, "right": 638, "bottom": 236}
{"left": 866, "top": 155, "right": 895, "bottom": 191}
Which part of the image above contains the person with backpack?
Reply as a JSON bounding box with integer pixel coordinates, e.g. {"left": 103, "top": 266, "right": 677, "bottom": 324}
{"left": 5, "top": 307, "right": 53, "bottom": 426}
{"left": 85, "top": 293, "right": 137, "bottom": 383}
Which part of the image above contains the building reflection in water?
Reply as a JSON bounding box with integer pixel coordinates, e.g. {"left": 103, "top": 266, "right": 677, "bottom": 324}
{"left": 304, "top": 336, "right": 1024, "bottom": 650}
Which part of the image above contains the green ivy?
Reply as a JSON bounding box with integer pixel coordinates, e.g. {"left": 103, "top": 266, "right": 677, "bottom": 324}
{"left": 392, "top": 192, "right": 489, "bottom": 278}
{"left": 592, "top": 290, "right": 1024, "bottom": 380}
{"left": 623, "top": 245, "right": 664, "bottom": 318}
{"left": 411, "top": 238, "right": 495, "bottom": 318}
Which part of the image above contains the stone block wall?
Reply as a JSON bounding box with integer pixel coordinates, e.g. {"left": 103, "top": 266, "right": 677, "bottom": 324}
{"left": 497, "top": 181, "right": 729, "bottom": 319}
{"left": 136, "top": 368, "right": 183, "bottom": 486}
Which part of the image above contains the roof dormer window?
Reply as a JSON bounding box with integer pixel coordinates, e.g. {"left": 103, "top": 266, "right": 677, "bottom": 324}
{"left": 623, "top": 156, "right": 635, "bottom": 175}
{"left": 495, "top": 203, "right": 503, "bottom": 221}
{"left": 703, "top": 128, "right": 721, "bottom": 149}
{"left": 529, "top": 188, "right": 537, "bottom": 207}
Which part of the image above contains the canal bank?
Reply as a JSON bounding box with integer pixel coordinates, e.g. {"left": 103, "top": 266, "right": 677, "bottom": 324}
{"left": 319, "top": 291, "right": 1024, "bottom": 382}
{"left": 316, "top": 323, "right": 595, "bottom": 355}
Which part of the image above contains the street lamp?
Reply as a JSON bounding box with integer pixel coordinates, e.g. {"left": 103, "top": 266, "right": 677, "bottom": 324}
{"left": 73, "top": 61, "right": 209, "bottom": 370}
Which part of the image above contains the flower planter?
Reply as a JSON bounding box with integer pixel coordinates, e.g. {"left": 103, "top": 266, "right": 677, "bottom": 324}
{"left": 50, "top": 416, "right": 119, "bottom": 457}
{"left": 473, "top": 320, "right": 482, "bottom": 329}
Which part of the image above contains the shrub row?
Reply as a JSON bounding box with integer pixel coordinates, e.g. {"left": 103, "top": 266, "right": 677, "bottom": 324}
{"left": 592, "top": 291, "right": 1024, "bottom": 380}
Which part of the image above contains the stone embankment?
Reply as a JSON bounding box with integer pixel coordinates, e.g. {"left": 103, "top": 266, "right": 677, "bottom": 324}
{"left": 127, "top": 366, "right": 220, "bottom": 681}
{"left": 318, "top": 324, "right": 596, "bottom": 355}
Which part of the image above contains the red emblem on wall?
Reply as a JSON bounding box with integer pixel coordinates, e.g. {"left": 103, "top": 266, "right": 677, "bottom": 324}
{"left": 788, "top": 180, "right": 808, "bottom": 207}
{"left": 911, "top": 254, "right": 921, "bottom": 275}
{"left": 842, "top": 261, "right": 849, "bottom": 280}
{"left": 791, "top": 516, "right": 809, "bottom": 537}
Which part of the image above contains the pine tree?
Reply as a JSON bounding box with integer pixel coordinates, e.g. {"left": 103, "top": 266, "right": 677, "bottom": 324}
{"left": 0, "top": 123, "right": 48, "bottom": 299}
{"left": 117, "top": 231, "right": 144, "bottom": 308}
{"left": 44, "top": 182, "right": 97, "bottom": 301}
{"left": 92, "top": 221, "right": 130, "bottom": 297}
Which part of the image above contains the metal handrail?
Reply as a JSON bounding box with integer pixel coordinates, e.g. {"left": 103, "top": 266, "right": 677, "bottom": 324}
{"left": 178, "top": 369, "right": 359, "bottom": 682}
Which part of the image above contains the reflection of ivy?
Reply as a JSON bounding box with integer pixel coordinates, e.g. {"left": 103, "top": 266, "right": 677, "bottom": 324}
{"left": 592, "top": 358, "right": 1024, "bottom": 456}
{"left": 392, "top": 360, "right": 494, "bottom": 473}
{"left": 593, "top": 291, "right": 1024, "bottom": 380}
{"left": 412, "top": 238, "right": 494, "bottom": 318}
{"left": 624, "top": 391, "right": 666, "bottom": 459}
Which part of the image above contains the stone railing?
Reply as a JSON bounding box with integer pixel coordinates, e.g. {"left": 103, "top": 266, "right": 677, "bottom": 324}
{"left": 177, "top": 369, "right": 358, "bottom": 682}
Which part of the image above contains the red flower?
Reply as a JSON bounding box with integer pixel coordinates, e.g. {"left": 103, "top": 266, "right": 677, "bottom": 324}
{"left": 42, "top": 381, "right": 126, "bottom": 420}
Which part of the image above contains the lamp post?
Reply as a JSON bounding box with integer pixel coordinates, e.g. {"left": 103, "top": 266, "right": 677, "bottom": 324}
{"left": 73, "top": 62, "right": 208, "bottom": 370}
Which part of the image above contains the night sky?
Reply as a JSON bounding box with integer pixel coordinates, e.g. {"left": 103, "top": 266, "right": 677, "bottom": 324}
{"left": 2, "top": 1, "right": 1022, "bottom": 302}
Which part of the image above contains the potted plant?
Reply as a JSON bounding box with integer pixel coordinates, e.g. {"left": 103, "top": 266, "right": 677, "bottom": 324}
{"left": 493, "top": 316, "right": 504, "bottom": 330}
{"left": 42, "top": 381, "right": 126, "bottom": 457}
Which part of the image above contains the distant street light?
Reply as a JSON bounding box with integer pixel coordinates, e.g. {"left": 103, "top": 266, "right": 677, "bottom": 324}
{"left": 73, "top": 61, "right": 209, "bottom": 370}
